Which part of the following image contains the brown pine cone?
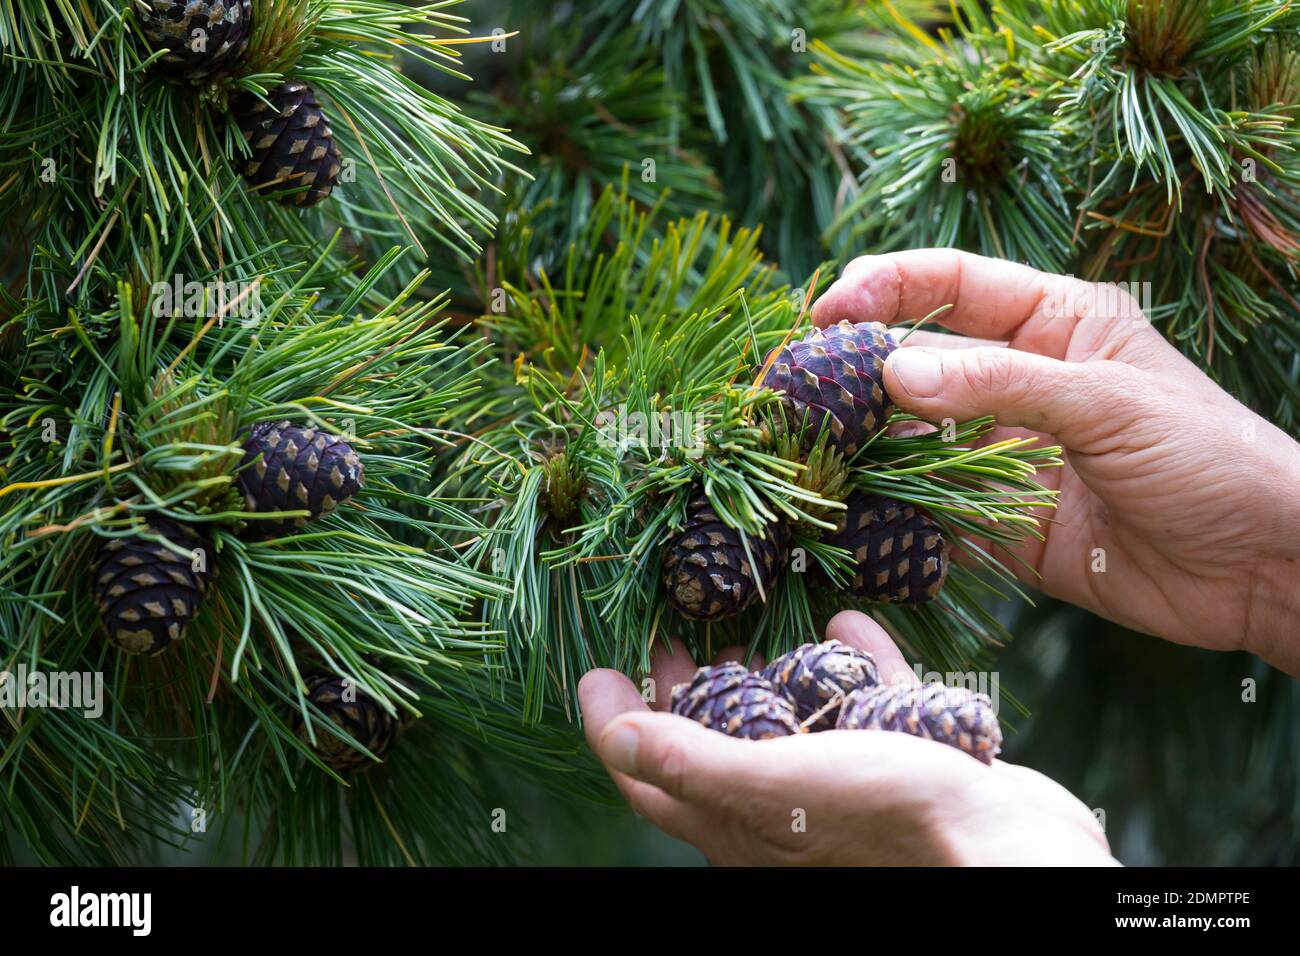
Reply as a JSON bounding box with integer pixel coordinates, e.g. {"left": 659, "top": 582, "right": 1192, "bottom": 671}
{"left": 662, "top": 491, "right": 788, "bottom": 621}
{"left": 762, "top": 639, "right": 879, "bottom": 730}
{"left": 670, "top": 663, "right": 801, "bottom": 740}
{"left": 135, "top": 1, "right": 252, "bottom": 83}
{"left": 820, "top": 491, "right": 948, "bottom": 604}
{"left": 92, "top": 516, "right": 213, "bottom": 655}
{"left": 836, "top": 682, "right": 1001, "bottom": 764}
{"left": 296, "top": 671, "right": 404, "bottom": 772}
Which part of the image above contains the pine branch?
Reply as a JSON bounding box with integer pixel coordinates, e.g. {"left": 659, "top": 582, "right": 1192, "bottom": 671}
{"left": 438, "top": 187, "right": 1061, "bottom": 719}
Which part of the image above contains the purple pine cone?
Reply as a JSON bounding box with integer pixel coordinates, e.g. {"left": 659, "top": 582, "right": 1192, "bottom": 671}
{"left": 670, "top": 663, "right": 801, "bottom": 740}
{"left": 237, "top": 420, "right": 364, "bottom": 540}
{"left": 760, "top": 321, "right": 897, "bottom": 455}
{"left": 836, "top": 682, "right": 1002, "bottom": 764}
{"left": 820, "top": 492, "right": 948, "bottom": 605}
{"left": 762, "top": 639, "right": 880, "bottom": 730}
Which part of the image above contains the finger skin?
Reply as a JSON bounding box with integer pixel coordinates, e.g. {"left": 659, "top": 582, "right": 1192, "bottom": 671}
{"left": 883, "top": 345, "right": 1144, "bottom": 452}
{"left": 608, "top": 772, "right": 715, "bottom": 846}
{"left": 593, "top": 711, "right": 767, "bottom": 811}
{"left": 824, "top": 610, "right": 919, "bottom": 686}
{"left": 812, "top": 249, "right": 1167, "bottom": 370}
{"left": 897, "top": 328, "right": 1006, "bottom": 351}
{"left": 647, "top": 637, "right": 701, "bottom": 712}
{"left": 578, "top": 668, "right": 649, "bottom": 748}
{"left": 578, "top": 670, "right": 714, "bottom": 842}
{"left": 812, "top": 249, "right": 1076, "bottom": 347}
{"left": 714, "top": 644, "right": 766, "bottom": 670}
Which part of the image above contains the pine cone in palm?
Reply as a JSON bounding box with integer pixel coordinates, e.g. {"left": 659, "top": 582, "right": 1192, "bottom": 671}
{"left": 237, "top": 421, "right": 364, "bottom": 540}
{"left": 820, "top": 491, "right": 948, "bottom": 605}
{"left": 836, "top": 682, "right": 1002, "bottom": 764}
{"left": 662, "top": 491, "right": 788, "bottom": 620}
{"left": 135, "top": 1, "right": 252, "bottom": 82}
{"left": 297, "top": 672, "right": 403, "bottom": 772}
{"left": 762, "top": 639, "right": 879, "bottom": 730}
{"left": 760, "top": 321, "right": 897, "bottom": 455}
{"left": 670, "top": 664, "right": 801, "bottom": 740}
{"left": 235, "top": 81, "right": 342, "bottom": 207}
{"left": 92, "top": 516, "right": 213, "bottom": 655}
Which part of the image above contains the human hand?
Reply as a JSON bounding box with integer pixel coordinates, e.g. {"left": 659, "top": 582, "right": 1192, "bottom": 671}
{"left": 813, "top": 250, "right": 1300, "bottom": 675}
{"left": 579, "top": 611, "right": 1115, "bottom": 866}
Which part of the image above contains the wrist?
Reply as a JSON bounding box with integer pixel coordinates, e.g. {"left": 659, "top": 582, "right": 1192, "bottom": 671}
{"left": 1232, "top": 421, "right": 1300, "bottom": 676}
{"left": 1244, "top": 557, "right": 1300, "bottom": 676}
{"left": 937, "top": 815, "right": 1117, "bottom": 866}
{"left": 1240, "top": 431, "right": 1300, "bottom": 674}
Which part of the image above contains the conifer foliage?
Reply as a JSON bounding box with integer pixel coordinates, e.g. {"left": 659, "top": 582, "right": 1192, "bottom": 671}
{"left": 1, "top": 0, "right": 1295, "bottom": 865}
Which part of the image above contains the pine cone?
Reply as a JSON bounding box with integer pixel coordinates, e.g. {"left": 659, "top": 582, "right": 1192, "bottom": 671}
{"left": 134, "top": 1, "right": 252, "bottom": 82}
{"left": 92, "top": 516, "right": 213, "bottom": 655}
{"left": 760, "top": 321, "right": 897, "bottom": 455}
{"left": 836, "top": 682, "right": 1002, "bottom": 765}
{"left": 662, "top": 492, "right": 788, "bottom": 621}
{"left": 234, "top": 80, "right": 342, "bottom": 207}
{"left": 297, "top": 672, "right": 403, "bottom": 772}
{"left": 762, "top": 639, "right": 879, "bottom": 730}
{"left": 237, "top": 421, "right": 364, "bottom": 540}
{"left": 820, "top": 491, "right": 948, "bottom": 604}
{"left": 670, "top": 664, "right": 801, "bottom": 740}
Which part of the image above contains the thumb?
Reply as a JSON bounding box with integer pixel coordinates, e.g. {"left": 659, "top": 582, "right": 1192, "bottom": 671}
{"left": 594, "top": 711, "right": 767, "bottom": 810}
{"left": 884, "top": 346, "right": 1139, "bottom": 449}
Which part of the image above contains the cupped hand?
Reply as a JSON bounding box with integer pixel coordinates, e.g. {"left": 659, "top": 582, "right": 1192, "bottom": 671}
{"left": 813, "top": 250, "right": 1300, "bottom": 674}
{"left": 579, "top": 611, "right": 1115, "bottom": 866}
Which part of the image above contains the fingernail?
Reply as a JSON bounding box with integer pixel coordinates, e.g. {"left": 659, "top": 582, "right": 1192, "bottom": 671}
{"left": 600, "top": 721, "right": 639, "bottom": 774}
{"left": 889, "top": 349, "right": 943, "bottom": 398}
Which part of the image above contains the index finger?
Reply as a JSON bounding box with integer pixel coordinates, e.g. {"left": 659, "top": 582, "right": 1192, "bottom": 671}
{"left": 810, "top": 249, "right": 1147, "bottom": 364}
{"left": 578, "top": 668, "right": 651, "bottom": 744}
{"left": 824, "top": 610, "right": 920, "bottom": 687}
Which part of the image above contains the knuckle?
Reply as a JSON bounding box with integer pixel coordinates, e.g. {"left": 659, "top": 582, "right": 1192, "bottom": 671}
{"left": 961, "top": 348, "right": 1018, "bottom": 395}
{"left": 1087, "top": 282, "right": 1141, "bottom": 322}
{"left": 653, "top": 738, "right": 692, "bottom": 799}
{"left": 1078, "top": 358, "right": 1141, "bottom": 401}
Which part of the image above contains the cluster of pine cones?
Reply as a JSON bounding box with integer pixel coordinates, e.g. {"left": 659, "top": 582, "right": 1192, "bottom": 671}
{"left": 92, "top": 421, "right": 381, "bottom": 768}
{"left": 134, "top": 1, "right": 342, "bottom": 206}
{"left": 92, "top": 421, "right": 364, "bottom": 657}
{"left": 670, "top": 640, "right": 1001, "bottom": 764}
{"left": 662, "top": 321, "right": 949, "bottom": 621}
